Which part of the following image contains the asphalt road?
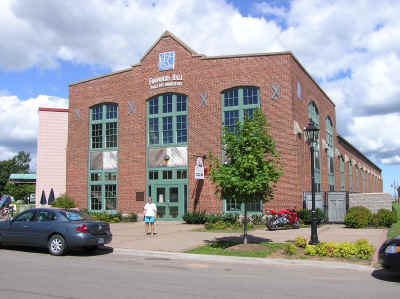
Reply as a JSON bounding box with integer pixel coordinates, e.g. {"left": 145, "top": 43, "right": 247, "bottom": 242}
{"left": 0, "top": 247, "right": 398, "bottom": 299}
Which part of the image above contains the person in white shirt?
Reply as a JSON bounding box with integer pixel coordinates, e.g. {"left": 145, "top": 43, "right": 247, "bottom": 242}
{"left": 144, "top": 197, "right": 157, "bottom": 236}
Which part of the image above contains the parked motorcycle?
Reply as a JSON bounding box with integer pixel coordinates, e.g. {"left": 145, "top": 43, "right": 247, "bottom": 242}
{"left": 265, "top": 208, "right": 300, "bottom": 230}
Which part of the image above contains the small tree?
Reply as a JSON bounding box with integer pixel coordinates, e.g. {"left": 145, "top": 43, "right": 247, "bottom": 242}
{"left": 209, "top": 109, "right": 282, "bottom": 244}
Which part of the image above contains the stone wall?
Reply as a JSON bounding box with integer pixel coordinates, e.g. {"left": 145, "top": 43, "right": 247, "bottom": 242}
{"left": 349, "top": 193, "right": 393, "bottom": 213}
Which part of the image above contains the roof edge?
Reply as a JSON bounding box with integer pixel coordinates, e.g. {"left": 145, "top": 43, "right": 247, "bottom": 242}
{"left": 39, "top": 107, "right": 69, "bottom": 112}
{"left": 69, "top": 67, "right": 132, "bottom": 86}
{"left": 138, "top": 30, "right": 199, "bottom": 65}
{"left": 289, "top": 54, "right": 336, "bottom": 107}
{"left": 337, "top": 134, "right": 381, "bottom": 172}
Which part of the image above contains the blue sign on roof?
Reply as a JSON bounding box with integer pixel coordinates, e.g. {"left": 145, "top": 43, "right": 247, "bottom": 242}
{"left": 159, "top": 51, "right": 175, "bottom": 71}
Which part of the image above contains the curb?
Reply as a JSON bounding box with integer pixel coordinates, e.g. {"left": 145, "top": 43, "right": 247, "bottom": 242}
{"left": 113, "top": 248, "right": 375, "bottom": 272}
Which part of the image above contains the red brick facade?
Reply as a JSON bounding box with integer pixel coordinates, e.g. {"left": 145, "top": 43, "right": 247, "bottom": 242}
{"left": 66, "top": 31, "right": 382, "bottom": 215}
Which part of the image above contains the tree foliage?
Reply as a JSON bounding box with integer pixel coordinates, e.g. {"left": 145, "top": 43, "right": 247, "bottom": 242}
{"left": 209, "top": 109, "right": 282, "bottom": 205}
{"left": 5, "top": 182, "right": 34, "bottom": 202}
{"left": 0, "top": 151, "right": 31, "bottom": 194}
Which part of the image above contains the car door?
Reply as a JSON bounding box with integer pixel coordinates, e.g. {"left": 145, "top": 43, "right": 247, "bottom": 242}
{"left": 30, "top": 210, "right": 58, "bottom": 247}
{"left": 5, "top": 210, "right": 36, "bottom": 246}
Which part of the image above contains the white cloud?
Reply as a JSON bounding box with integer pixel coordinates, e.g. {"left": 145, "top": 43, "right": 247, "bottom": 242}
{"left": 0, "top": 95, "right": 67, "bottom": 167}
{"left": 0, "top": 0, "right": 399, "bottom": 165}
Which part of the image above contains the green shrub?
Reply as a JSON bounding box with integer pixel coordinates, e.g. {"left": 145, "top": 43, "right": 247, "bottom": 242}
{"left": 344, "top": 206, "right": 372, "bottom": 228}
{"left": 303, "top": 239, "right": 374, "bottom": 260}
{"left": 89, "top": 212, "right": 121, "bottom": 223}
{"left": 374, "top": 209, "right": 397, "bottom": 227}
{"left": 283, "top": 243, "right": 298, "bottom": 255}
{"left": 297, "top": 208, "right": 327, "bottom": 225}
{"left": 183, "top": 211, "right": 208, "bottom": 224}
{"left": 294, "top": 236, "right": 307, "bottom": 248}
{"left": 50, "top": 194, "right": 75, "bottom": 208}
{"left": 304, "top": 245, "right": 317, "bottom": 256}
{"left": 354, "top": 239, "right": 374, "bottom": 260}
{"left": 121, "top": 213, "right": 138, "bottom": 222}
{"left": 205, "top": 221, "right": 229, "bottom": 230}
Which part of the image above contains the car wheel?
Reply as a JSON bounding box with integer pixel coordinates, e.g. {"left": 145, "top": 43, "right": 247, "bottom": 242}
{"left": 48, "top": 234, "right": 67, "bottom": 256}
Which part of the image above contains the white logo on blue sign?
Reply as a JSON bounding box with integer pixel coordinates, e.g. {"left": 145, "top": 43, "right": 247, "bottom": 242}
{"left": 159, "top": 51, "right": 175, "bottom": 71}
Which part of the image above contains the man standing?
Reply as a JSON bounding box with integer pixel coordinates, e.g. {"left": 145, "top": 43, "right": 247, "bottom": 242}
{"left": 144, "top": 197, "right": 157, "bottom": 236}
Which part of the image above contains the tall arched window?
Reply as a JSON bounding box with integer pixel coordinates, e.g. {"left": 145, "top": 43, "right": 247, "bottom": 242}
{"left": 355, "top": 165, "right": 359, "bottom": 192}
{"left": 88, "top": 103, "right": 118, "bottom": 211}
{"left": 308, "top": 102, "right": 321, "bottom": 191}
{"left": 348, "top": 161, "right": 353, "bottom": 192}
{"left": 222, "top": 86, "right": 261, "bottom": 213}
{"left": 325, "top": 117, "right": 334, "bottom": 191}
{"left": 339, "top": 156, "right": 345, "bottom": 191}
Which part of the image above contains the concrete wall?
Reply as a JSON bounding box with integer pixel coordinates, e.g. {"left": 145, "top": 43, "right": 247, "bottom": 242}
{"left": 36, "top": 108, "right": 69, "bottom": 206}
{"left": 349, "top": 193, "right": 393, "bottom": 213}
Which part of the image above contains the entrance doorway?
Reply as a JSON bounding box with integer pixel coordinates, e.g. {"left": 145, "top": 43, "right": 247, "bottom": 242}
{"left": 148, "top": 183, "right": 187, "bottom": 220}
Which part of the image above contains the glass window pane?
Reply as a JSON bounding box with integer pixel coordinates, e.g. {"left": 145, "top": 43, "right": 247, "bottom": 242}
{"left": 149, "top": 118, "right": 159, "bottom": 144}
{"left": 176, "top": 94, "right": 187, "bottom": 112}
{"left": 91, "top": 185, "right": 102, "bottom": 210}
{"left": 106, "top": 122, "right": 118, "bottom": 148}
{"left": 91, "top": 124, "right": 103, "bottom": 149}
{"left": 105, "top": 172, "right": 117, "bottom": 181}
{"left": 224, "top": 110, "right": 239, "bottom": 133}
{"left": 224, "top": 88, "right": 239, "bottom": 107}
{"left": 163, "top": 117, "right": 173, "bottom": 144}
{"left": 176, "top": 115, "right": 187, "bottom": 143}
{"left": 163, "top": 94, "right": 172, "bottom": 113}
{"left": 90, "top": 173, "right": 102, "bottom": 181}
{"left": 149, "top": 98, "right": 159, "bottom": 115}
{"left": 92, "top": 105, "right": 103, "bottom": 121}
{"left": 105, "top": 184, "right": 117, "bottom": 210}
{"left": 106, "top": 103, "right": 118, "bottom": 119}
{"left": 170, "top": 187, "right": 178, "bottom": 203}
{"left": 243, "top": 87, "right": 258, "bottom": 105}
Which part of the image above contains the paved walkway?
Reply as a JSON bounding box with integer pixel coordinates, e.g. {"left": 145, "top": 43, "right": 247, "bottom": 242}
{"left": 109, "top": 222, "right": 387, "bottom": 253}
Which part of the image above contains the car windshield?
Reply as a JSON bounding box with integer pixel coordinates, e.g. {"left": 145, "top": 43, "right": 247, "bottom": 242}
{"left": 62, "top": 211, "right": 92, "bottom": 221}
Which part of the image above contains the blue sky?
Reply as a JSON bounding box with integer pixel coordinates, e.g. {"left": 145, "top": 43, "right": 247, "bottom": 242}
{"left": 0, "top": 0, "right": 399, "bottom": 195}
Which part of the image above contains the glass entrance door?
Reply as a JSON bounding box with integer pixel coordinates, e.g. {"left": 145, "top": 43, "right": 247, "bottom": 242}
{"left": 153, "top": 184, "right": 184, "bottom": 220}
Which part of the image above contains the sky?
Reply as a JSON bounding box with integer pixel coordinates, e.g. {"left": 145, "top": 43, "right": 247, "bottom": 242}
{"left": 0, "top": 0, "right": 399, "bottom": 195}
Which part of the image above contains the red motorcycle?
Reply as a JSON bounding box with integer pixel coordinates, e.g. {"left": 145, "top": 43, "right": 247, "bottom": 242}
{"left": 265, "top": 208, "right": 300, "bottom": 230}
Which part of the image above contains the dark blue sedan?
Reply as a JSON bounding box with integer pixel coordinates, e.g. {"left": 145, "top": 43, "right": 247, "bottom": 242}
{"left": 379, "top": 235, "right": 400, "bottom": 273}
{"left": 0, "top": 208, "right": 112, "bottom": 256}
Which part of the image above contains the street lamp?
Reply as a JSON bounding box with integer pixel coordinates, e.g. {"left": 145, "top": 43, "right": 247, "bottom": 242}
{"left": 304, "top": 119, "right": 320, "bottom": 245}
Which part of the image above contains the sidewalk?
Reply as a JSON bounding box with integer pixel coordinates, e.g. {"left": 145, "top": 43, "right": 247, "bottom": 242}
{"left": 109, "top": 222, "right": 387, "bottom": 253}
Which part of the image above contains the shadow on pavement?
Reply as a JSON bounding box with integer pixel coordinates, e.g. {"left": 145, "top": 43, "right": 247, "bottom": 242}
{"left": 1, "top": 245, "right": 114, "bottom": 257}
{"left": 206, "top": 234, "right": 273, "bottom": 245}
{"left": 371, "top": 269, "right": 400, "bottom": 283}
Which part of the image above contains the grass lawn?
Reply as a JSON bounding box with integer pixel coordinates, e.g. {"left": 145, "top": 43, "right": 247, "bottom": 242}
{"left": 185, "top": 240, "right": 284, "bottom": 258}
{"left": 185, "top": 239, "right": 373, "bottom": 265}
{"left": 387, "top": 202, "right": 400, "bottom": 239}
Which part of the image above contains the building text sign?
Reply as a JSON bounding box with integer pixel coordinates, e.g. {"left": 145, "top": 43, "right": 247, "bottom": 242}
{"left": 149, "top": 73, "right": 183, "bottom": 89}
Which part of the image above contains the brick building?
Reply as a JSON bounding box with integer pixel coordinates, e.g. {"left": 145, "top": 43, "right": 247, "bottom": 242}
{"left": 66, "top": 31, "right": 382, "bottom": 220}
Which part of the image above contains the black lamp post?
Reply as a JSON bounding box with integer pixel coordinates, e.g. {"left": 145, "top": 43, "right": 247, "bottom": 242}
{"left": 304, "top": 119, "right": 320, "bottom": 245}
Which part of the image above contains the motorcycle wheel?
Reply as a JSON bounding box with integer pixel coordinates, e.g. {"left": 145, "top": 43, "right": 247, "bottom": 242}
{"left": 266, "top": 218, "right": 278, "bottom": 231}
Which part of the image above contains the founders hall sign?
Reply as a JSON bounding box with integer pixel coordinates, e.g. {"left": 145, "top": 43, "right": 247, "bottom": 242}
{"left": 148, "top": 73, "right": 183, "bottom": 89}
{"left": 148, "top": 51, "right": 183, "bottom": 89}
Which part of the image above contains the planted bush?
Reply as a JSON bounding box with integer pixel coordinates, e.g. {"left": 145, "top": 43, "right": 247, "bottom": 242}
{"left": 89, "top": 212, "right": 121, "bottom": 223}
{"left": 283, "top": 243, "right": 298, "bottom": 255}
{"left": 121, "top": 213, "right": 138, "bottom": 222}
{"left": 303, "top": 239, "right": 373, "bottom": 260}
{"left": 183, "top": 211, "right": 208, "bottom": 224}
{"left": 50, "top": 194, "right": 75, "bottom": 208}
{"left": 297, "top": 208, "right": 327, "bottom": 225}
{"left": 294, "top": 236, "right": 307, "bottom": 248}
{"left": 344, "top": 206, "right": 371, "bottom": 228}
{"left": 374, "top": 209, "right": 397, "bottom": 227}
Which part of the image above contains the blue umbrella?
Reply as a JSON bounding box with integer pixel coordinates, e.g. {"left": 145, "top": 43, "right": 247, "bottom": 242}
{"left": 48, "top": 188, "right": 55, "bottom": 205}
{"left": 40, "top": 190, "right": 47, "bottom": 205}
